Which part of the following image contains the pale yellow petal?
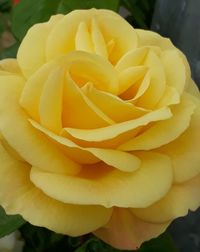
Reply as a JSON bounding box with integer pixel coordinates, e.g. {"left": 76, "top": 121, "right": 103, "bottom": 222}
{"left": 46, "top": 9, "right": 137, "bottom": 64}
{"left": 82, "top": 82, "right": 147, "bottom": 122}
{"left": 75, "top": 22, "right": 94, "bottom": 53}
{"left": 158, "top": 99, "right": 200, "bottom": 183}
{"left": 0, "top": 80, "right": 80, "bottom": 175}
{"left": 20, "top": 61, "right": 57, "bottom": 121}
{"left": 62, "top": 73, "right": 114, "bottom": 128}
{"left": 60, "top": 50, "right": 118, "bottom": 94}
{"left": 161, "top": 50, "right": 186, "bottom": 93}
{"left": 156, "top": 86, "right": 180, "bottom": 108}
{"left": 91, "top": 18, "right": 108, "bottom": 58}
{"left": 136, "top": 51, "right": 166, "bottom": 108}
{"left": 136, "top": 29, "right": 175, "bottom": 50}
{"left": 39, "top": 67, "right": 64, "bottom": 132}
{"left": 115, "top": 47, "right": 149, "bottom": 72}
{"left": 119, "top": 93, "right": 196, "bottom": 151}
{"left": 118, "top": 66, "right": 147, "bottom": 95}
{"left": 98, "top": 14, "right": 138, "bottom": 64}
{"left": 94, "top": 208, "right": 170, "bottom": 250}
{"left": 131, "top": 174, "right": 200, "bottom": 223}
{"left": 126, "top": 71, "right": 151, "bottom": 101}
{"left": 30, "top": 119, "right": 141, "bottom": 172}
{"left": 186, "top": 79, "right": 200, "bottom": 98}
{"left": 0, "top": 143, "right": 112, "bottom": 236}
{"left": 0, "top": 59, "right": 22, "bottom": 75}
{"left": 17, "top": 14, "right": 64, "bottom": 78}
{"left": 63, "top": 107, "right": 172, "bottom": 142}
{"left": 30, "top": 152, "right": 172, "bottom": 208}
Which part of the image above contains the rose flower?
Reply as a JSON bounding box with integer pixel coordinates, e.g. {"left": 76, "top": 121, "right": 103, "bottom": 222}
{"left": 0, "top": 9, "right": 199, "bottom": 250}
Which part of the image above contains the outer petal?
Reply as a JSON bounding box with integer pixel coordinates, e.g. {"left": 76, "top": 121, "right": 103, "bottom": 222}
{"left": 131, "top": 174, "right": 200, "bottom": 223}
{"left": 158, "top": 97, "right": 200, "bottom": 183}
{"left": 0, "top": 59, "right": 22, "bottom": 75}
{"left": 30, "top": 152, "right": 173, "bottom": 208}
{"left": 17, "top": 14, "right": 64, "bottom": 78}
{"left": 119, "top": 93, "right": 195, "bottom": 151}
{"left": 94, "top": 208, "right": 170, "bottom": 250}
{"left": 0, "top": 143, "right": 112, "bottom": 236}
{"left": 0, "top": 77, "right": 80, "bottom": 175}
{"left": 136, "top": 29, "right": 191, "bottom": 84}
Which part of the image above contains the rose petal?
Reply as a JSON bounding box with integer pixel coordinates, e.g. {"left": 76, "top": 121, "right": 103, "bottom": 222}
{"left": 158, "top": 97, "right": 200, "bottom": 183}
{"left": 94, "top": 208, "right": 170, "bottom": 250}
{"left": 131, "top": 173, "right": 200, "bottom": 223}
{"left": 29, "top": 119, "right": 141, "bottom": 172}
{"left": 39, "top": 67, "right": 64, "bottom": 132}
{"left": 17, "top": 15, "right": 64, "bottom": 78}
{"left": 30, "top": 152, "right": 172, "bottom": 208}
{"left": 62, "top": 73, "right": 114, "bottom": 128}
{"left": 63, "top": 107, "right": 172, "bottom": 142}
{"left": 0, "top": 143, "right": 112, "bottom": 236}
{"left": 82, "top": 82, "right": 147, "bottom": 122}
{"left": 161, "top": 50, "right": 186, "bottom": 93}
{"left": 119, "top": 93, "right": 196, "bottom": 151}
{"left": 0, "top": 78, "right": 80, "bottom": 175}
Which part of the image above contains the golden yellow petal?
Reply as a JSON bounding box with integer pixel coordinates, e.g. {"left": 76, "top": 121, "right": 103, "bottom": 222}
{"left": 161, "top": 50, "right": 186, "bottom": 93}
{"left": 118, "top": 66, "right": 147, "bottom": 95}
{"left": 158, "top": 99, "right": 200, "bottom": 183}
{"left": 136, "top": 29, "right": 175, "bottom": 50}
{"left": 94, "top": 208, "right": 170, "bottom": 250}
{"left": 131, "top": 174, "right": 200, "bottom": 223}
{"left": 91, "top": 17, "right": 108, "bottom": 58}
{"left": 186, "top": 79, "right": 200, "bottom": 98}
{"left": 75, "top": 21, "right": 94, "bottom": 53}
{"left": 115, "top": 47, "right": 149, "bottom": 72}
{"left": 0, "top": 143, "right": 112, "bottom": 236}
{"left": 136, "top": 51, "right": 166, "bottom": 108}
{"left": 82, "top": 82, "right": 147, "bottom": 122}
{"left": 20, "top": 61, "right": 57, "bottom": 121}
{"left": 119, "top": 93, "right": 196, "bottom": 151}
{"left": 39, "top": 67, "right": 64, "bottom": 132}
{"left": 0, "top": 59, "right": 22, "bottom": 75}
{"left": 63, "top": 107, "right": 172, "bottom": 142}
{"left": 17, "top": 14, "right": 64, "bottom": 78}
{"left": 30, "top": 152, "right": 172, "bottom": 208}
{"left": 62, "top": 73, "right": 114, "bottom": 128}
{"left": 0, "top": 79, "right": 80, "bottom": 175}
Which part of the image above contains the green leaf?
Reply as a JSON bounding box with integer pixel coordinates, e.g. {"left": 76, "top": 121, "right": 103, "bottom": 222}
{"left": 0, "top": 206, "right": 26, "bottom": 238}
{"left": 12, "top": 0, "right": 120, "bottom": 41}
{"left": 0, "top": 42, "right": 20, "bottom": 59}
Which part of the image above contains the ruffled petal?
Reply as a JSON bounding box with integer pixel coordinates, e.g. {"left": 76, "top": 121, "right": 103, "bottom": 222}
{"left": 119, "top": 93, "right": 195, "bottom": 151}
{"left": 0, "top": 143, "right": 112, "bottom": 236}
{"left": 0, "top": 79, "right": 80, "bottom": 175}
{"left": 158, "top": 97, "right": 200, "bottom": 183}
{"left": 62, "top": 73, "right": 114, "bottom": 129}
{"left": 94, "top": 208, "right": 170, "bottom": 250}
{"left": 29, "top": 119, "right": 141, "bottom": 172}
{"left": 17, "top": 15, "right": 64, "bottom": 78}
{"left": 82, "top": 82, "right": 147, "bottom": 122}
{"left": 131, "top": 174, "right": 200, "bottom": 223}
{"left": 30, "top": 152, "right": 172, "bottom": 208}
{"left": 63, "top": 107, "right": 172, "bottom": 142}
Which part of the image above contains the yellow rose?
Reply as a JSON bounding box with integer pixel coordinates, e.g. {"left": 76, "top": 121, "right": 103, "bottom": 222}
{"left": 0, "top": 9, "right": 200, "bottom": 250}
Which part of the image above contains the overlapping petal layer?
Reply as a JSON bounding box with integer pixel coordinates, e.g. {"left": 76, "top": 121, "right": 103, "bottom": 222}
{"left": 0, "top": 8, "right": 200, "bottom": 251}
